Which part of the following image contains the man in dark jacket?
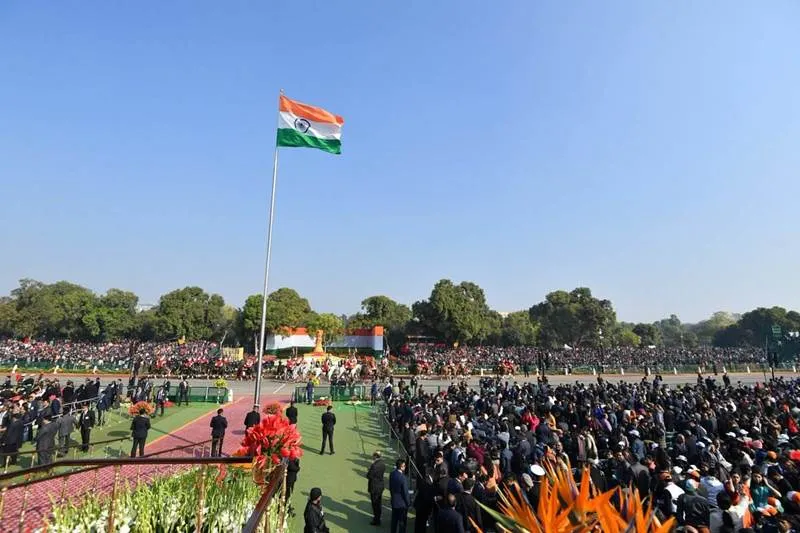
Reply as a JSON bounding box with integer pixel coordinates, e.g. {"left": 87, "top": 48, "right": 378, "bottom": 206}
{"left": 130, "top": 408, "right": 151, "bottom": 457}
{"left": 36, "top": 415, "right": 58, "bottom": 465}
{"left": 320, "top": 406, "right": 336, "bottom": 455}
{"left": 57, "top": 409, "right": 77, "bottom": 456}
{"left": 285, "top": 400, "right": 298, "bottom": 425}
{"left": 285, "top": 458, "right": 300, "bottom": 501}
{"left": 303, "top": 487, "right": 329, "bottom": 533}
{"left": 437, "top": 493, "right": 466, "bottom": 533}
{"left": 178, "top": 377, "right": 189, "bottom": 406}
{"left": 457, "top": 478, "right": 482, "bottom": 532}
{"left": 78, "top": 403, "right": 95, "bottom": 452}
{"left": 3, "top": 413, "right": 24, "bottom": 465}
{"left": 244, "top": 405, "right": 261, "bottom": 430}
{"left": 367, "top": 450, "right": 386, "bottom": 525}
{"left": 390, "top": 459, "right": 410, "bottom": 533}
{"left": 210, "top": 408, "right": 228, "bottom": 457}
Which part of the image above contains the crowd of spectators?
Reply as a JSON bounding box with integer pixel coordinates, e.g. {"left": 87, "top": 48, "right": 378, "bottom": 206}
{"left": 0, "top": 339, "right": 225, "bottom": 377}
{"left": 0, "top": 374, "right": 122, "bottom": 466}
{"left": 382, "top": 373, "right": 800, "bottom": 532}
{"left": 406, "top": 345, "right": 768, "bottom": 375}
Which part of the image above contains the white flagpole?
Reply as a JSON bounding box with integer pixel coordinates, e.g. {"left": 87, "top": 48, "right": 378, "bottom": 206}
{"left": 254, "top": 91, "right": 283, "bottom": 407}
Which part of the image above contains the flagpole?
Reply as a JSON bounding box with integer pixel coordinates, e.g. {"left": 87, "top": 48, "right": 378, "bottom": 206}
{"left": 254, "top": 91, "right": 283, "bottom": 407}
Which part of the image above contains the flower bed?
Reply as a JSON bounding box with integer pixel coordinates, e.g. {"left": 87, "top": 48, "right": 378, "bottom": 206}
{"left": 312, "top": 398, "right": 331, "bottom": 407}
{"left": 128, "top": 401, "right": 155, "bottom": 416}
{"left": 46, "top": 467, "right": 264, "bottom": 532}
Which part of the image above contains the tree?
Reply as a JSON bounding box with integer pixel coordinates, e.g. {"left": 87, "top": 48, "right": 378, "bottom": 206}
{"left": 632, "top": 323, "right": 662, "bottom": 346}
{"left": 0, "top": 297, "right": 19, "bottom": 337}
{"left": 654, "top": 315, "right": 697, "bottom": 348}
{"left": 500, "top": 311, "right": 539, "bottom": 346}
{"left": 83, "top": 288, "right": 139, "bottom": 340}
{"left": 713, "top": 307, "right": 800, "bottom": 347}
{"left": 689, "top": 311, "right": 738, "bottom": 345}
{"left": 154, "top": 287, "right": 226, "bottom": 340}
{"left": 305, "top": 312, "right": 345, "bottom": 349}
{"left": 413, "top": 280, "right": 497, "bottom": 344}
{"left": 241, "top": 288, "right": 313, "bottom": 350}
{"left": 617, "top": 328, "right": 642, "bottom": 347}
{"left": 529, "top": 288, "right": 616, "bottom": 348}
{"left": 349, "top": 295, "right": 412, "bottom": 349}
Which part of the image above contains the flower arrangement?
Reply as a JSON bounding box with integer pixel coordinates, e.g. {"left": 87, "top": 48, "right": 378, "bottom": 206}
{"left": 234, "top": 413, "right": 303, "bottom": 472}
{"left": 128, "top": 401, "right": 155, "bottom": 416}
{"left": 313, "top": 398, "right": 331, "bottom": 407}
{"left": 262, "top": 401, "right": 284, "bottom": 415}
{"left": 214, "top": 378, "right": 228, "bottom": 389}
{"left": 474, "top": 462, "right": 675, "bottom": 533}
{"left": 46, "top": 467, "right": 283, "bottom": 532}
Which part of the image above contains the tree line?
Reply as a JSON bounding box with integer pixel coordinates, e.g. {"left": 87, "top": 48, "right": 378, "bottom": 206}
{"left": 0, "top": 278, "right": 798, "bottom": 351}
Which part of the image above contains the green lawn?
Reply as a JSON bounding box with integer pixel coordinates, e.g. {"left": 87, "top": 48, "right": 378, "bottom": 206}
{"left": 4, "top": 403, "right": 216, "bottom": 472}
{"left": 290, "top": 402, "right": 413, "bottom": 533}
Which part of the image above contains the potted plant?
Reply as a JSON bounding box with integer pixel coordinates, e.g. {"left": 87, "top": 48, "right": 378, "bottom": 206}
{"left": 214, "top": 378, "right": 228, "bottom": 403}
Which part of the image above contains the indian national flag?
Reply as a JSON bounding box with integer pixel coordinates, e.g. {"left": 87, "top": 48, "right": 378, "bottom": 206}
{"left": 277, "top": 95, "right": 344, "bottom": 155}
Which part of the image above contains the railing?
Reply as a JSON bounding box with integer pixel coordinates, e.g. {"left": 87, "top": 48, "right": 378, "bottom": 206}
{"left": 0, "top": 435, "right": 130, "bottom": 473}
{"left": 293, "top": 384, "right": 368, "bottom": 403}
{"left": 374, "top": 401, "right": 422, "bottom": 493}
{"left": 0, "top": 440, "right": 291, "bottom": 533}
{"left": 242, "top": 463, "right": 288, "bottom": 533}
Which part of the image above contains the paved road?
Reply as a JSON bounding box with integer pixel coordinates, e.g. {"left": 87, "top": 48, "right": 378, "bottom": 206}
{"left": 178, "top": 370, "right": 798, "bottom": 397}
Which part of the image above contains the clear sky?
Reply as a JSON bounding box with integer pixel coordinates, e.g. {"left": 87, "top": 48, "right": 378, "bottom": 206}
{"left": 1, "top": 2, "right": 799, "bottom": 323}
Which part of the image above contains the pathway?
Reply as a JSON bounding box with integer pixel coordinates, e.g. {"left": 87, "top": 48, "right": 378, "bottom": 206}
{"left": 1, "top": 393, "right": 288, "bottom": 532}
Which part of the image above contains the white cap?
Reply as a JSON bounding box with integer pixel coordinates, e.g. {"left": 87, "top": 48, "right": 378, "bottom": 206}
{"left": 531, "top": 464, "right": 546, "bottom": 476}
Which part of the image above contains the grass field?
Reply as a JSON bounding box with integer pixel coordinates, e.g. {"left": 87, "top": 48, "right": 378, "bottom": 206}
{"left": 290, "top": 402, "right": 417, "bottom": 532}
{"left": 4, "top": 402, "right": 217, "bottom": 472}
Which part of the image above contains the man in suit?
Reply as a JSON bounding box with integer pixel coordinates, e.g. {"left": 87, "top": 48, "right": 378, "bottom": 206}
{"left": 367, "top": 450, "right": 386, "bottom": 525}
{"left": 244, "top": 405, "right": 261, "bottom": 430}
{"left": 36, "top": 415, "right": 58, "bottom": 465}
{"left": 390, "top": 459, "right": 410, "bottom": 533}
{"left": 210, "top": 408, "right": 228, "bottom": 457}
{"left": 457, "top": 478, "right": 482, "bottom": 532}
{"left": 178, "top": 377, "right": 189, "bottom": 406}
{"left": 285, "top": 400, "right": 298, "bottom": 425}
{"left": 320, "top": 405, "right": 336, "bottom": 455}
{"left": 437, "top": 493, "right": 465, "bottom": 533}
{"left": 130, "top": 408, "right": 151, "bottom": 457}
{"left": 3, "top": 413, "right": 24, "bottom": 465}
{"left": 285, "top": 458, "right": 300, "bottom": 502}
{"left": 78, "top": 403, "right": 95, "bottom": 452}
{"left": 57, "top": 408, "right": 77, "bottom": 456}
{"left": 154, "top": 386, "right": 167, "bottom": 417}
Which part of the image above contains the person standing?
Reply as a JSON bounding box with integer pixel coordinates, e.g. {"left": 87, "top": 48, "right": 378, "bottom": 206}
{"left": 303, "top": 487, "right": 329, "bottom": 533}
{"left": 285, "top": 400, "right": 298, "bottom": 425}
{"left": 78, "top": 403, "right": 95, "bottom": 452}
{"left": 244, "top": 405, "right": 261, "bottom": 430}
{"left": 210, "top": 408, "right": 228, "bottom": 457}
{"left": 367, "top": 450, "right": 386, "bottom": 525}
{"left": 437, "top": 493, "right": 466, "bottom": 533}
{"left": 320, "top": 405, "right": 336, "bottom": 455}
{"left": 371, "top": 381, "right": 378, "bottom": 406}
{"left": 130, "top": 407, "right": 151, "bottom": 457}
{"left": 36, "top": 415, "right": 58, "bottom": 466}
{"left": 306, "top": 379, "right": 315, "bottom": 405}
{"left": 57, "top": 409, "right": 77, "bottom": 456}
{"left": 178, "top": 377, "right": 189, "bottom": 406}
{"left": 155, "top": 386, "right": 166, "bottom": 417}
{"left": 285, "top": 458, "right": 300, "bottom": 502}
{"left": 3, "top": 413, "right": 24, "bottom": 465}
{"left": 390, "top": 459, "right": 410, "bottom": 533}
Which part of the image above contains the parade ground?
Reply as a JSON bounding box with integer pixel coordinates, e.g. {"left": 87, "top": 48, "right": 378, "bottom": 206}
{"left": 290, "top": 402, "right": 406, "bottom": 533}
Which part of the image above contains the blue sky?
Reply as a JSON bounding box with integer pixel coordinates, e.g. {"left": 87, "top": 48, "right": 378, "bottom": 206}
{"left": 1, "top": 2, "right": 799, "bottom": 323}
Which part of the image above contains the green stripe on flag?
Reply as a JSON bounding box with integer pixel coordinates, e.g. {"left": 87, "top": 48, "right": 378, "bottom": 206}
{"left": 277, "top": 128, "right": 341, "bottom": 154}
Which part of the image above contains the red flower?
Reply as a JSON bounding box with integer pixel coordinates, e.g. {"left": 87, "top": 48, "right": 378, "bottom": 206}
{"left": 237, "top": 413, "right": 303, "bottom": 468}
